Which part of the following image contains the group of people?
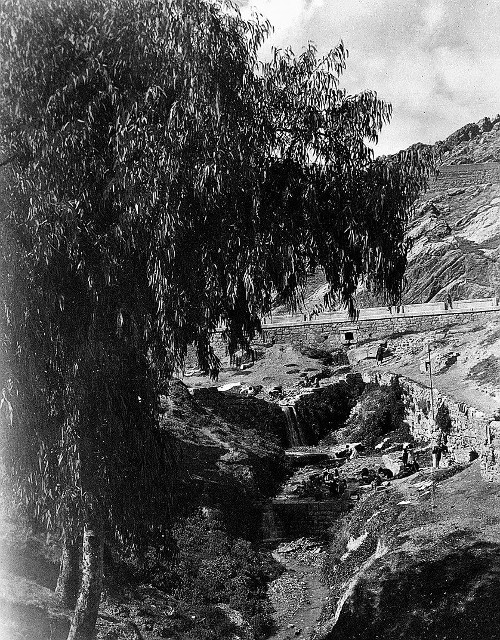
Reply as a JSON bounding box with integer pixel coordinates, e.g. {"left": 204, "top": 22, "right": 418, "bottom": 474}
{"left": 300, "top": 468, "right": 347, "bottom": 500}
{"left": 229, "top": 348, "right": 256, "bottom": 368}
{"left": 322, "top": 468, "right": 348, "bottom": 496}
{"left": 402, "top": 443, "right": 420, "bottom": 473}
{"left": 402, "top": 440, "right": 450, "bottom": 471}
{"left": 360, "top": 466, "right": 393, "bottom": 490}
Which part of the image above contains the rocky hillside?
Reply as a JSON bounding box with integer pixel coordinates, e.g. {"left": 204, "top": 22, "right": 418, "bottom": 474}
{"left": 160, "top": 380, "right": 289, "bottom": 539}
{"left": 400, "top": 113, "right": 500, "bottom": 302}
{"left": 401, "top": 176, "right": 500, "bottom": 303}
{"left": 283, "top": 115, "right": 500, "bottom": 312}
{"left": 318, "top": 462, "right": 500, "bottom": 640}
{"left": 436, "top": 114, "right": 500, "bottom": 164}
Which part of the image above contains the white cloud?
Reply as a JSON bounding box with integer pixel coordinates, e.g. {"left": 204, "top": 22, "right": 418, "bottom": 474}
{"left": 241, "top": 0, "right": 500, "bottom": 154}
{"left": 423, "top": 1, "right": 445, "bottom": 33}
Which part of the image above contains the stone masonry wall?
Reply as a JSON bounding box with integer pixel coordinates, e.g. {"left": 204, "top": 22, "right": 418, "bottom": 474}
{"left": 210, "top": 309, "right": 499, "bottom": 357}
{"left": 480, "top": 420, "right": 500, "bottom": 482}
{"left": 261, "top": 310, "right": 499, "bottom": 349}
{"left": 361, "top": 371, "right": 498, "bottom": 481}
{"left": 263, "top": 499, "right": 349, "bottom": 540}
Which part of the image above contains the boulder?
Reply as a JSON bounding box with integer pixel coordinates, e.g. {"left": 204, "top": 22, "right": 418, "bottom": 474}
{"left": 382, "top": 453, "right": 402, "bottom": 476}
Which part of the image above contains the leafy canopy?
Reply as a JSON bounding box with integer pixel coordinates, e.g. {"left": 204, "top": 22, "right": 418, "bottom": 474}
{"left": 0, "top": 0, "right": 434, "bottom": 539}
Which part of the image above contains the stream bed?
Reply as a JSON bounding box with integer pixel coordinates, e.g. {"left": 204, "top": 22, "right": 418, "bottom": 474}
{"left": 268, "top": 539, "right": 329, "bottom": 639}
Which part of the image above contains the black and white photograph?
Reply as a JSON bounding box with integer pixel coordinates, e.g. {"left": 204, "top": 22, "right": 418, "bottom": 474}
{"left": 0, "top": 1, "right": 500, "bottom": 638}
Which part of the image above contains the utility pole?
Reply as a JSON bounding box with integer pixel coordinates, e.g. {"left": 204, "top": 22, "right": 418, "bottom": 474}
{"left": 427, "top": 341, "right": 437, "bottom": 510}
{"left": 428, "top": 342, "right": 435, "bottom": 421}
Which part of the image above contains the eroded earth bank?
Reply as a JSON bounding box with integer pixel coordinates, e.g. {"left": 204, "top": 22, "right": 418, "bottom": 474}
{"left": 2, "top": 322, "right": 500, "bottom": 640}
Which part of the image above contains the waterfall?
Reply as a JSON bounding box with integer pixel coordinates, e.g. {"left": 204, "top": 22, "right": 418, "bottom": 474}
{"left": 282, "top": 405, "right": 306, "bottom": 447}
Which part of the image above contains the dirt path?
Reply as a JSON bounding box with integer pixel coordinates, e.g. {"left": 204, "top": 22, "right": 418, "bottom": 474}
{"left": 268, "top": 544, "right": 329, "bottom": 640}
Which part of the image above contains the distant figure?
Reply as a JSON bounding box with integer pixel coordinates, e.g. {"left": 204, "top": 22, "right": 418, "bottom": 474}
{"left": 378, "top": 466, "right": 394, "bottom": 479}
{"left": 407, "top": 448, "right": 419, "bottom": 472}
{"left": 349, "top": 445, "right": 359, "bottom": 460}
{"left": 0, "top": 388, "right": 13, "bottom": 433}
{"left": 338, "top": 476, "right": 348, "bottom": 495}
{"left": 446, "top": 293, "right": 453, "bottom": 310}
{"left": 376, "top": 343, "right": 385, "bottom": 366}
{"left": 432, "top": 443, "right": 442, "bottom": 468}
{"left": 402, "top": 443, "right": 409, "bottom": 467}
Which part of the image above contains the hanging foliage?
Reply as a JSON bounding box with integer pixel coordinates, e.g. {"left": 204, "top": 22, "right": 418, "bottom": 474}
{"left": 0, "top": 0, "right": 435, "bottom": 561}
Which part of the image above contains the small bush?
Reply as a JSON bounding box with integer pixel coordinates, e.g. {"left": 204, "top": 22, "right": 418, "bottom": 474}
{"left": 340, "top": 378, "right": 405, "bottom": 449}
{"left": 436, "top": 403, "right": 452, "bottom": 434}
{"left": 417, "top": 398, "right": 429, "bottom": 417}
{"left": 171, "top": 510, "right": 281, "bottom": 639}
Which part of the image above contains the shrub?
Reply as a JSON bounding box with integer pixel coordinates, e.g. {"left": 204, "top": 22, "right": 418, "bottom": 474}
{"left": 417, "top": 398, "right": 430, "bottom": 417}
{"left": 340, "top": 378, "right": 405, "bottom": 449}
{"left": 436, "top": 403, "right": 452, "bottom": 434}
{"left": 171, "top": 510, "right": 281, "bottom": 639}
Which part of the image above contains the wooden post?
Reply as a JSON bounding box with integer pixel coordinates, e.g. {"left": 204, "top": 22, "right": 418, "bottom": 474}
{"left": 428, "top": 343, "right": 435, "bottom": 421}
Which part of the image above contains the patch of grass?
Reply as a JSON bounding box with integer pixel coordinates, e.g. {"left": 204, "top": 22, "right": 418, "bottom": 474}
{"left": 481, "top": 328, "right": 500, "bottom": 347}
{"left": 468, "top": 355, "right": 500, "bottom": 385}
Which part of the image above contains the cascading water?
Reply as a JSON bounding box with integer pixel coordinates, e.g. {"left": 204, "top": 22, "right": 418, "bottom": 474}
{"left": 282, "top": 405, "right": 307, "bottom": 447}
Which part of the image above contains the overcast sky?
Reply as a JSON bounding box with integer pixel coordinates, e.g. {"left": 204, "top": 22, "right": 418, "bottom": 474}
{"left": 240, "top": 0, "right": 500, "bottom": 155}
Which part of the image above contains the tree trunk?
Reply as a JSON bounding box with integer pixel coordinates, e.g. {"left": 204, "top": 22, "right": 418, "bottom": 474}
{"left": 67, "top": 518, "right": 104, "bottom": 640}
{"left": 56, "top": 529, "right": 80, "bottom": 608}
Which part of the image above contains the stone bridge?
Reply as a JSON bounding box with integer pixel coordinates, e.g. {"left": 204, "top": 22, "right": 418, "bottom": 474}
{"left": 212, "top": 297, "right": 500, "bottom": 355}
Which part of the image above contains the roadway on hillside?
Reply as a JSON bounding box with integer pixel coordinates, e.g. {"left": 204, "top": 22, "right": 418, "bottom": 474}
{"left": 185, "top": 314, "right": 500, "bottom": 418}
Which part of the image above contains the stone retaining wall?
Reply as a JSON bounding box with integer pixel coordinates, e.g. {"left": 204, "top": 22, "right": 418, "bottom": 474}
{"left": 361, "top": 371, "right": 499, "bottom": 480}
{"left": 210, "top": 309, "right": 499, "bottom": 358}
{"left": 261, "top": 310, "right": 499, "bottom": 350}
{"left": 262, "top": 499, "right": 349, "bottom": 540}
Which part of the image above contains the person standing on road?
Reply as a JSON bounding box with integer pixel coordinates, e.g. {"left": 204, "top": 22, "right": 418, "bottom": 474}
{"left": 432, "top": 443, "right": 442, "bottom": 468}
{"left": 402, "top": 443, "right": 409, "bottom": 468}
{"left": 376, "top": 343, "right": 385, "bottom": 366}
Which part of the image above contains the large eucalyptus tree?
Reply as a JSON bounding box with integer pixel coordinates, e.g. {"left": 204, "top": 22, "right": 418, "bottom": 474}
{"left": 0, "top": 0, "right": 434, "bottom": 637}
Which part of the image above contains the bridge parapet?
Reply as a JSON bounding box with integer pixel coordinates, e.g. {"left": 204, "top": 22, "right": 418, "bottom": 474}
{"left": 261, "top": 297, "right": 498, "bottom": 328}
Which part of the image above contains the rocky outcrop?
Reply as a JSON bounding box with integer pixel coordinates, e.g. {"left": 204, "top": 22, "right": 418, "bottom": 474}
{"left": 281, "top": 115, "right": 500, "bottom": 312}
{"left": 161, "top": 380, "right": 289, "bottom": 538}
{"left": 318, "top": 463, "right": 500, "bottom": 640}
{"left": 436, "top": 114, "right": 500, "bottom": 164}
{"left": 361, "top": 371, "right": 488, "bottom": 466}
